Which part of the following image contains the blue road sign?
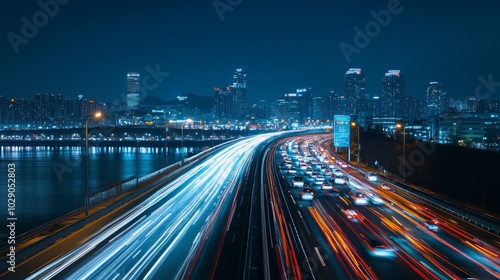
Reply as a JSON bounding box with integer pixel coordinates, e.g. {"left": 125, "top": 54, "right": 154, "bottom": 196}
{"left": 334, "top": 115, "right": 350, "bottom": 147}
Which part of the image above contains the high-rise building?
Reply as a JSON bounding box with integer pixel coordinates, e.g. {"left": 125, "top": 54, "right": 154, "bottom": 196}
{"left": 213, "top": 69, "right": 247, "bottom": 120}
{"left": 126, "top": 72, "right": 140, "bottom": 110}
{"left": 367, "top": 96, "right": 381, "bottom": 117}
{"left": 405, "top": 96, "right": 425, "bottom": 121}
{"left": 214, "top": 86, "right": 231, "bottom": 120}
{"left": 284, "top": 92, "right": 303, "bottom": 123}
{"left": 426, "top": 82, "right": 445, "bottom": 117}
{"left": 297, "top": 88, "right": 313, "bottom": 122}
{"left": 381, "top": 70, "right": 405, "bottom": 118}
{"left": 232, "top": 69, "right": 247, "bottom": 118}
{"left": 323, "top": 91, "right": 336, "bottom": 122}
{"left": 311, "top": 96, "right": 323, "bottom": 122}
{"left": 333, "top": 92, "right": 348, "bottom": 116}
{"left": 271, "top": 99, "right": 288, "bottom": 121}
{"left": 248, "top": 100, "right": 271, "bottom": 120}
{"left": 344, "top": 68, "right": 366, "bottom": 115}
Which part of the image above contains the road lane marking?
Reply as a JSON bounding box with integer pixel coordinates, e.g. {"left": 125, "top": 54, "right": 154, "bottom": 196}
{"left": 314, "top": 247, "right": 326, "bottom": 266}
{"left": 132, "top": 249, "right": 141, "bottom": 259}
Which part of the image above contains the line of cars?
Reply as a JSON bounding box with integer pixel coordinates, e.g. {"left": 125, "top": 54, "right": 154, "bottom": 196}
{"left": 280, "top": 140, "right": 348, "bottom": 201}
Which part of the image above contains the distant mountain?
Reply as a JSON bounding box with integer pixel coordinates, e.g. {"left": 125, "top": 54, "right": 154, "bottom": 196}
{"left": 144, "top": 93, "right": 214, "bottom": 113}
{"left": 141, "top": 95, "right": 169, "bottom": 105}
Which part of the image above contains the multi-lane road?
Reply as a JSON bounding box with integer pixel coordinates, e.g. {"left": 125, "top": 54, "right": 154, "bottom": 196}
{"left": 2, "top": 131, "right": 499, "bottom": 279}
{"left": 274, "top": 134, "right": 500, "bottom": 280}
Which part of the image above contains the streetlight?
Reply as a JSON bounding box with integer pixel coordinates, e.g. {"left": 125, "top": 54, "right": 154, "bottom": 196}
{"left": 165, "top": 120, "right": 173, "bottom": 166}
{"left": 351, "top": 122, "right": 360, "bottom": 166}
{"left": 181, "top": 118, "right": 193, "bottom": 163}
{"left": 211, "top": 123, "right": 214, "bottom": 147}
{"left": 85, "top": 111, "right": 102, "bottom": 216}
{"left": 396, "top": 124, "right": 406, "bottom": 181}
{"left": 135, "top": 134, "right": 139, "bottom": 188}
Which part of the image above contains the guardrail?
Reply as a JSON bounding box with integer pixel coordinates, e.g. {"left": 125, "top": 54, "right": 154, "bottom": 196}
{"left": 383, "top": 177, "right": 500, "bottom": 236}
{"left": 330, "top": 151, "right": 500, "bottom": 237}
{"left": 0, "top": 141, "right": 233, "bottom": 273}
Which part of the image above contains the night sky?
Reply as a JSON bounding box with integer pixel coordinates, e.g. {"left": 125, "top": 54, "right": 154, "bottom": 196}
{"left": 2, "top": 0, "right": 500, "bottom": 104}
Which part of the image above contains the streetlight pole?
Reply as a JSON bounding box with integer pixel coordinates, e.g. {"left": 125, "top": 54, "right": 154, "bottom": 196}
{"left": 85, "top": 112, "right": 101, "bottom": 216}
{"left": 403, "top": 127, "right": 406, "bottom": 182}
{"left": 165, "top": 120, "right": 169, "bottom": 167}
{"left": 136, "top": 135, "right": 139, "bottom": 188}
{"left": 211, "top": 124, "right": 214, "bottom": 147}
{"left": 356, "top": 124, "right": 360, "bottom": 166}
{"left": 351, "top": 122, "right": 360, "bottom": 165}
{"left": 181, "top": 123, "right": 184, "bottom": 163}
{"left": 85, "top": 117, "right": 89, "bottom": 216}
{"left": 396, "top": 124, "right": 406, "bottom": 182}
{"left": 181, "top": 119, "right": 193, "bottom": 164}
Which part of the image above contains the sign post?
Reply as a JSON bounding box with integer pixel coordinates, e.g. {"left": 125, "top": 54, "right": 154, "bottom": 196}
{"left": 333, "top": 115, "right": 351, "bottom": 161}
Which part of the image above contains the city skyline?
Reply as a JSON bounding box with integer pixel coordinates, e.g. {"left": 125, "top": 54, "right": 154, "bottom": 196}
{"left": 2, "top": 0, "right": 500, "bottom": 103}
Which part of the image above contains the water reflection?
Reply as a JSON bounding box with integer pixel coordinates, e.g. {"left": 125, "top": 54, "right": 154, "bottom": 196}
{"left": 0, "top": 146, "right": 184, "bottom": 235}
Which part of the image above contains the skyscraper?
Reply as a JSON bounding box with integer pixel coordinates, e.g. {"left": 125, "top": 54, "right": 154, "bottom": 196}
{"left": 296, "top": 88, "right": 313, "bottom": 122}
{"left": 381, "top": 70, "right": 405, "bottom": 118}
{"left": 126, "top": 72, "right": 140, "bottom": 110}
{"left": 323, "top": 91, "right": 336, "bottom": 122}
{"left": 426, "top": 82, "right": 445, "bottom": 117}
{"left": 344, "top": 68, "right": 366, "bottom": 116}
{"left": 214, "top": 86, "right": 232, "bottom": 120}
{"left": 311, "top": 96, "right": 324, "bottom": 122}
{"left": 333, "top": 91, "right": 348, "bottom": 116}
{"left": 231, "top": 69, "right": 247, "bottom": 118}
{"left": 213, "top": 69, "right": 247, "bottom": 120}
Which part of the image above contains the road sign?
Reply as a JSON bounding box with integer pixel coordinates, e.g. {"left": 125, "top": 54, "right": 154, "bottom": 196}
{"left": 333, "top": 115, "right": 350, "bottom": 147}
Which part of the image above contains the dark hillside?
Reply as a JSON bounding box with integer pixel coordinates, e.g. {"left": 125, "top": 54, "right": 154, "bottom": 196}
{"left": 338, "top": 131, "right": 500, "bottom": 214}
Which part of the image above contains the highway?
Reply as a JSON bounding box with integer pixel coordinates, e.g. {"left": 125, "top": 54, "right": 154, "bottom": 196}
{"left": 5, "top": 132, "right": 290, "bottom": 279}
{"left": 274, "top": 134, "right": 500, "bottom": 279}
{"left": 3, "top": 131, "right": 500, "bottom": 279}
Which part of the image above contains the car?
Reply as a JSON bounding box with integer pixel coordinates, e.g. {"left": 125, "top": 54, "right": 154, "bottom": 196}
{"left": 333, "top": 175, "right": 345, "bottom": 185}
{"left": 300, "top": 187, "right": 314, "bottom": 201}
{"left": 299, "top": 162, "right": 308, "bottom": 170}
{"left": 338, "top": 161, "right": 348, "bottom": 168}
{"left": 304, "top": 168, "right": 313, "bottom": 175}
{"left": 350, "top": 192, "right": 368, "bottom": 205}
{"left": 380, "top": 183, "right": 393, "bottom": 191}
{"left": 323, "top": 169, "right": 332, "bottom": 178}
{"left": 342, "top": 208, "right": 361, "bottom": 222}
{"left": 366, "top": 173, "right": 378, "bottom": 182}
{"left": 333, "top": 169, "right": 343, "bottom": 176}
{"left": 287, "top": 167, "right": 297, "bottom": 174}
{"left": 308, "top": 171, "right": 319, "bottom": 179}
{"left": 314, "top": 175, "right": 325, "bottom": 184}
{"left": 291, "top": 176, "right": 304, "bottom": 188}
{"left": 362, "top": 236, "right": 396, "bottom": 257}
{"left": 319, "top": 165, "right": 327, "bottom": 173}
{"left": 324, "top": 187, "right": 340, "bottom": 197}
{"left": 424, "top": 221, "right": 439, "bottom": 231}
{"left": 321, "top": 182, "right": 334, "bottom": 190}
{"left": 366, "top": 193, "right": 384, "bottom": 205}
